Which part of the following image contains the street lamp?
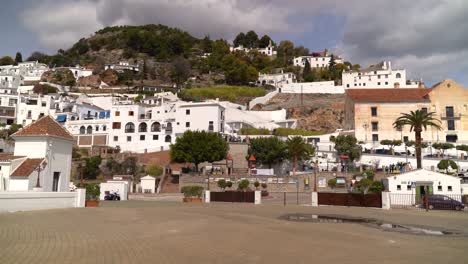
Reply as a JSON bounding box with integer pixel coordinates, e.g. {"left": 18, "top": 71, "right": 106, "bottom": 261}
{"left": 35, "top": 160, "right": 48, "bottom": 188}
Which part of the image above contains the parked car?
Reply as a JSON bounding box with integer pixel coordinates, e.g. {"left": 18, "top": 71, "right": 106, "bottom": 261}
{"left": 104, "top": 191, "right": 121, "bottom": 201}
{"left": 427, "top": 195, "right": 464, "bottom": 211}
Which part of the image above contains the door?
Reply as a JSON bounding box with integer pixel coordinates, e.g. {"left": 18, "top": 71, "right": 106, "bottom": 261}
{"left": 52, "top": 172, "right": 60, "bottom": 192}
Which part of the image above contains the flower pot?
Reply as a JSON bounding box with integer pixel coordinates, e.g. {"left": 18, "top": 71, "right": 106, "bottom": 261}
{"left": 85, "top": 200, "right": 100, "bottom": 207}
{"left": 183, "top": 197, "right": 202, "bottom": 203}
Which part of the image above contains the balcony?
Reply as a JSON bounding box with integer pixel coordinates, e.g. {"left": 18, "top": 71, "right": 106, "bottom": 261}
{"left": 441, "top": 113, "right": 461, "bottom": 120}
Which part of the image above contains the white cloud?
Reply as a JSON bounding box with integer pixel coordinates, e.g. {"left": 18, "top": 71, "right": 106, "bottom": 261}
{"left": 20, "top": 0, "right": 468, "bottom": 85}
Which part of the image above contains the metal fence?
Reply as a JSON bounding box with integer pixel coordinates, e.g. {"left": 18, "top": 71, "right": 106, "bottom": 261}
{"left": 389, "top": 193, "right": 467, "bottom": 212}
{"left": 262, "top": 192, "right": 312, "bottom": 206}
{"left": 318, "top": 192, "right": 382, "bottom": 208}
{"left": 210, "top": 191, "right": 255, "bottom": 203}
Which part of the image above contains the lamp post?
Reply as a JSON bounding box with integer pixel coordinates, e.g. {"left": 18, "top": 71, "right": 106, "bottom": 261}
{"left": 363, "top": 123, "right": 368, "bottom": 143}
{"left": 35, "top": 160, "right": 48, "bottom": 188}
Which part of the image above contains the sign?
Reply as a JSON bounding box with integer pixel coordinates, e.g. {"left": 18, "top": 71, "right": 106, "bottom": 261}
{"left": 411, "top": 182, "right": 416, "bottom": 188}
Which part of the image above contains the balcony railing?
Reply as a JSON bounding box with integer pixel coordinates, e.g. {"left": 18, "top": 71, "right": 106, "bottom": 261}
{"left": 441, "top": 113, "right": 461, "bottom": 120}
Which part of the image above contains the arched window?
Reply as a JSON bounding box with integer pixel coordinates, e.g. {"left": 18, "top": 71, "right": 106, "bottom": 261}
{"left": 151, "top": 122, "right": 161, "bottom": 132}
{"left": 139, "top": 122, "right": 147, "bottom": 132}
{"left": 165, "top": 135, "right": 172, "bottom": 143}
{"left": 166, "top": 122, "right": 173, "bottom": 131}
{"left": 86, "top": 126, "right": 92, "bottom": 134}
{"left": 79, "top": 126, "right": 85, "bottom": 134}
{"left": 125, "top": 122, "right": 135, "bottom": 133}
{"left": 396, "top": 73, "right": 401, "bottom": 78}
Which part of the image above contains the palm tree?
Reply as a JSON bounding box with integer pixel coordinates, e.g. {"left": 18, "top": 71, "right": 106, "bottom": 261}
{"left": 393, "top": 110, "right": 441, "bottom": 169}
{"left": 286, "top": 136, "right": 315, "bottom": 177}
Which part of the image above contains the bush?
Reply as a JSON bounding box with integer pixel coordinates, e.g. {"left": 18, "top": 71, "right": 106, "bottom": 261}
{"left": 274, "top": 128, "right": 325, "bottom": 137}
{"left": 181, "top": 186, "right": 204, "bottom": 198}
{"left": 85, "top": 183, "right": 100, "bottom": 201}
{"left": 180, "top": 86, "right": 266, "bottom": 102}
{"left": 328, "top": 178, "right": 337, "bottom": 189}
{"left": 261, "top": 183, "right": 267, "bottom": 189}
{"left": 240, "top": 127, "right": 270, "bottom": 135}
{"left": 145, "top": 163, "right": 163, "bottom": 176}
{"left": 363, "top": 170, "right": 375, "bottom": 180}
{"left": 238, "top": 179, "right": 250, "bottom": 191}
{"left": 226, "top": 181, "right": 233, "bottom": 189}
{"left": 254, "top": 181, "right": 260, "bottom": 190}
{"left": 217, "top": 179, "right": 227, "bottom": 190}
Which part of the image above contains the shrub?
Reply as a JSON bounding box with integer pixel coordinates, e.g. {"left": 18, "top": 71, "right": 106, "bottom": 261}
{"left": 238, "top": 179, "right": 250, "bottom": 191}
{"left": 226, "top": 181, "right": 233, "bottom": 189}
{"left": 261, "top": 183, "right": 267, "bottom": 189}
{"left": 181, "top": 186, "right": 204, "bottom": 198}
{"left": 240, "top": 127, "right": 270, "bottom": 135}
{"left": 145, "top": 163, "right": 163, "bottom": 176}
{"left": 217, "top": 179, "right": 227, "bottom": 190}
{"left": 274, "top": 128, "right": 325, "bottom": 137}
{"left": 363, "top": 170, "right": 375, "bottom": 180}
{"left": 85, "top": 183, "right": 100, "bottom": 201}
{"left": 328, "top": 178, "right": 337, "bottom": 189}
{"left": 254, "top": 181, "right": 260, "bottom": 190}
{"left": 180, "top": 86, "right": 266, "bottom": 102}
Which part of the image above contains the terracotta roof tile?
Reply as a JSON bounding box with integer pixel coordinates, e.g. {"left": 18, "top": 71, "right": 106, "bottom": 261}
{"left": 11, "top": 158, "right": 44, "bottom": 177}
{"left": 0, "top": 153, "right": 25, "bottom": 161}
{"left": 346, "top": 88, "right": 432, "bottom": 103}
{"left": 12, "top": 115, "right": 75, "bottom": 141}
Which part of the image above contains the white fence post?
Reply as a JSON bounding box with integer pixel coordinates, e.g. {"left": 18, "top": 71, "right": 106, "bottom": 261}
{"left": 381, "top": 192, "right": 391, "bottom": 210}
{"left": 255, "top": 191, "right": 261, "bottom": 204}
{"left": 205, "top": 190, "right": 210, "bottom": 203}
{"left": 311, "top": 192, "right": 318, "bottom": 207}
{"left": 76, "top": 188, "right": 86, "bottom": 208}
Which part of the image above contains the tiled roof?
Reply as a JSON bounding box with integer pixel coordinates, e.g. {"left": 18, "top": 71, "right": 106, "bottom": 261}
{"left": 346, "top": 88, "right": 432, "bottom": 103}
{"left": 0, "top": 153, "right": 25, "bottom": 161}
{"left": 12, "top": 115, "right": 75, "bottom": 141}
{"left": 10, "top": 158, "right": 44, "bottom": 177}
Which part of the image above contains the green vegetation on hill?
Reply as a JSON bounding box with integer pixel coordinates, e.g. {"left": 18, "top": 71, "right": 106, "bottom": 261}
{"left": 273, "top": 128, "right": 325, "bottom": 137}
{"left": 240, "top": 127, "right": 270, "bottom": 135}
{"left": 180, "top": 86, "right": 266, "bottom": 102}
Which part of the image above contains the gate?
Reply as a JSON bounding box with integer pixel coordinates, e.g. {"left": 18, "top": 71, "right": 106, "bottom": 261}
{"left": 210, "top": 191, "right": 255, "bottom": 203}
{"left": 318, "top": 193, "right": 382, "bottom": 208}
{"left": 262, "top": 192, "right": 312, "bottom": 206}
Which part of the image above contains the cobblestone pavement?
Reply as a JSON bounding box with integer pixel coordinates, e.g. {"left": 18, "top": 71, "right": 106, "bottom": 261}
{"left": 0, "top": 201, "right": 467, "bottom": 264}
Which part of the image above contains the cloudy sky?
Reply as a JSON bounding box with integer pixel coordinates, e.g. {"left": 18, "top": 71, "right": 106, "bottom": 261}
{"left": 1, "top": 0, "right": 467, "bottom": 86}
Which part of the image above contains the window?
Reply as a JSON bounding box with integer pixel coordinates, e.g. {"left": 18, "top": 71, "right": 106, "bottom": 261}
{"left": 186, "top": 109, "right": 190, "bottom": 115}
{"left": 151, "top": 122, "right": 161, "bottom": 132}
{"left": 140, "top": 135, "right": 145, "bottom": 141}
{"left": 378, "top": 75, "right": 381, "bottom": 79}
{"left": 113, "top": 136, "right": 118, "bottom": 141}
{"left": 127, "top": 136, "right": 132, "bottom": 142}
{"left": 115, "top": 111, "right": 120, "bottom": 117}
{"left": 128, "top": 111, "right": 134, "bottom": 116}
{"left": 438, "top": 186, "right": 442, "bottom": 191}
{"left": 165, "top": 135, "right": 171, "bottom": 142}
{"left": 208, "top": 121, "right": 214, "bottom": 131}
{"left": 385, "top": 75, "right": 388, "bottom": 78}
{"left": 125, "top": 122, "right": 135, "bottom": 133}
{"left": 138, "top": 122, "right": 147, "bottom": 132}
{"left": 166, "top": 122, "right": 173, "bottom": 131}
{"left": 185, "top": 122, "right": 190, "bottom": 128}
{"left": 445, "top": 106, "right": 454, "bottom": 117}
{"left": 397, "top": 185, "right": 401, "bottom": 191}
{"left": 346, "top": 84, "right": 350, "bottom": 88}
{"left": 363, "top": 83, "right": 366, "bottom": 86}
{"left": 371, "top": 107, "right": 377, "bottom": 116}
{"left": 407, "top": 185, "right": 411, "bottom": 191}
{"left": 372, "top": 134, "right": 379, "bottom": 142}
{"left": 41, "top": 102, "right": 46, "bottom": 107}
{"left": 103, "top": 125, "right": 107, "bottom": 131}
{"left": 79, "top": 126, "right": 85, "bottom": 134}
{"left": 153, "top": 135, "right": 159, "bottom": 140}
{"left": 86, "top": 126, "right": 92, "bottom": 134}
{"left": 377, "top": 82, "right": 381, "bottom": 85}
{"left": 385, "top": 82, "right": 388, "bottom": 85}
{"left": 403, "top": 136, "right": 409, "bottom": 142}
{"left": 52, "top": 172, "right": 60, "bottom": 192}
{"left": 371, "top": 122, "right": 378, "bottom": 131}
{"left": 421, "top": 107, "right": 428, "bottom": 114}
{"left": 95, "top": 126, "right": 99, "bottom": 132}
{"left": 396, "top": 73, "right": 401, "bottom": 78}
{"left": 447, "top": 120, "right": 455, "bottom": 130}
{"left": 448, "top": 186, "right": 453, "bottom": 192}
{"left": 112, "top": 122, "right": 121, "bottom": 129}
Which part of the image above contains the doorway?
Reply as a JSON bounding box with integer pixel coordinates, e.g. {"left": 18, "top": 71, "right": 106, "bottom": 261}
{"left": 52, "top": 172, "right": 60, "bottom": 192}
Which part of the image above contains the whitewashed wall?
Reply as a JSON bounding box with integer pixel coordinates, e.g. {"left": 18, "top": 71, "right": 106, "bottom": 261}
{"left": 249, "top": 90, "right": 278, "bottom": 109}
{"left": 279, "top": 82, "right": 344, "bottom": 94}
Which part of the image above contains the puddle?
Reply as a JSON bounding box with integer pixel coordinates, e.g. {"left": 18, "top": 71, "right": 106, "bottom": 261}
{"left": 279, "top": 214, "right": 465, "bottom": 236}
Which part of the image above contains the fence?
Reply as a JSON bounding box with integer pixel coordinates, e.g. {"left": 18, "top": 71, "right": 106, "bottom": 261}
{"left": 318, "top": 193, "right": 382, "bottom": 208}
{"left": 210, "top": 191, "right": 255, "bottom": 203}
{"left": 389, "top": 193, "right": 467, "bottom": 211}
{"left": 262, "top": 192, "right": 312, "bottom": 206}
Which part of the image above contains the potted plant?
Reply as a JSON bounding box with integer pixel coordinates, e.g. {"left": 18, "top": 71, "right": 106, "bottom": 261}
{"left": 261, "top": 183, "right": 269, "bottom": 197}
{"left": 181, "top": 186, "right": 204, "bottom": 202}
{"left": 226, "top": 181, "right": 233, "bottom": 190}
{"left": 253, "top": 181, "right": 260, "bottom": 190}
{"left": 85, "top": 183, "right": 100, "bottom": 207}
{"left": 238, "top": 179, "right": 250, "bottom": 191}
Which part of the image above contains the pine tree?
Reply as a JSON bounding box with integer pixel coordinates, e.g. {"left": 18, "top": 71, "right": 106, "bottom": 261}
{"left": 15, "top": 52, "right": 23, "bottom": 64}
{"left": 302, "top": 60, "right": 313, "bottom": 82}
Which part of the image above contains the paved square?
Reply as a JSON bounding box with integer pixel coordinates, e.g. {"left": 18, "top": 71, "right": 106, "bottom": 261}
{"left": 1, "top": 202, "right": 467, "bottom": 263}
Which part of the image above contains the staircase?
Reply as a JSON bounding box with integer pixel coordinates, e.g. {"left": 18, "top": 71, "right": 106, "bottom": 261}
{"left": 161, "top": 175, "right": 180, "bottom": 193}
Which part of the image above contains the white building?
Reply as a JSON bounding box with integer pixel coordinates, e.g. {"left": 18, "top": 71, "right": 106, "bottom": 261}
{"left": 0, "top": 61, "right": 49, "bottom": 83}
{"left": 342, "top": 61, "right": 422, "bottom": 89}
{"left": 55, "top": 66, "right": 93, "bottom": 80}
{"left": 140, "top": 175, "right": 156, "bottom": 193}
{"left": 104, "top": 61, "right": 139, "bottom": 72}
{"left": 257, "top": 41, "right": 277, "bottom": 57}
{"left": 382, "top": 169, "right": 462, "bottom": 206}
{"left": 293, "top": 50, "right": 344, "bottom": 68}
{"left": 257, "top": 71, "right": 296, "bottom": 86}
{"left": 0, "top": 116, "right": 74, "bottom": 192}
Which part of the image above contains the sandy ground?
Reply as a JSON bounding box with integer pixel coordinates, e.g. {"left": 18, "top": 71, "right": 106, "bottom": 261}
{"left": 0, "top": 201, "right": 467, "bottom": 264}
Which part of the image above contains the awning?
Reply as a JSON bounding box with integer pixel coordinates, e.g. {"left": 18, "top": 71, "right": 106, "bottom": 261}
{"left": 99, "top": 111, "right": 106, "bottom": 119}
{"left": 106, "top": 111, "right": 111, "bottom": 118}
{"left": 56, "top": 115, "right": 67, "bottom": 122}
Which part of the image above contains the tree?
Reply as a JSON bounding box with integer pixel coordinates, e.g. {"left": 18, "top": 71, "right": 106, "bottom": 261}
{"left": 221, "top": 54, "right": 258, "bottom": 84}
{"left": 354, "top": 178, "right": 383, "bottom": 194}
{"left": 393, "top": 110, "right": 442, "bottom": 169}
{"left": 437, "top": 159, "right": 458, "bottom": 174}
{"left": 226, "top": 181, "right": 233, "bottom": 189}
{"left": 201, "top": 35, "right": 213, "bottom": 53}
{"left": 328, "top": 178, "right": 337, "bottom": 189}
{"left": 286, "top": 136, "right": 315, "bottom": 176}
{"left": 238, "top": 179, "right": 250, "bottom": 191}
{"left": 248, "top": 137, "right": 287, "bottom": 168}
{"left": 332, "top": 135, "right": 362, "bottom": 161}
{"left": 233, "top": 32, "right": 246, "bottom": 47}
{"left": 432, "top": 142, "right": 454, "bottom": 157}
{"left": 170, "top": 131, "right": 228, "bottom": 172}
{"left": 456, "top": 145, "right": 468, "bottom": 159}
{"left": 27, "top": 51, "right": 49, "bottom": 62}
{"left": 170, "top": 56, "right": 191, "bottom": 88}
{"left": 83, "top": 156, "right": 102, "bottom": 180}
{"left": 405, "top": 140, "right": 428, "bottom": 148}
{"left": 302, "top": 60, "right": 313, "bottom": 82}
{"left": 257, "top": 35, "right": 274, "bottom": 48}
{"left": 217, "top": 179, "right": 227, "bottom": 190}
{"left": 276, "top": 40, "right": 294, "bottom": 66}
{"left": 14, "top": 52, "right": 23, "bottom": 64}
{"left": 0, "top": 56, "right": 15, "bottom": 66}
{"left": 254, "top": 181, "right": 260, "bottom": 190}
{"left": 146, "top": 163, "right": 163, "bottom": 176}
{"left": 244, "top": 30, "right": 259, "bottom": 48}
{"left": 380, "top": 139, "right": 402, "bottom": 155}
